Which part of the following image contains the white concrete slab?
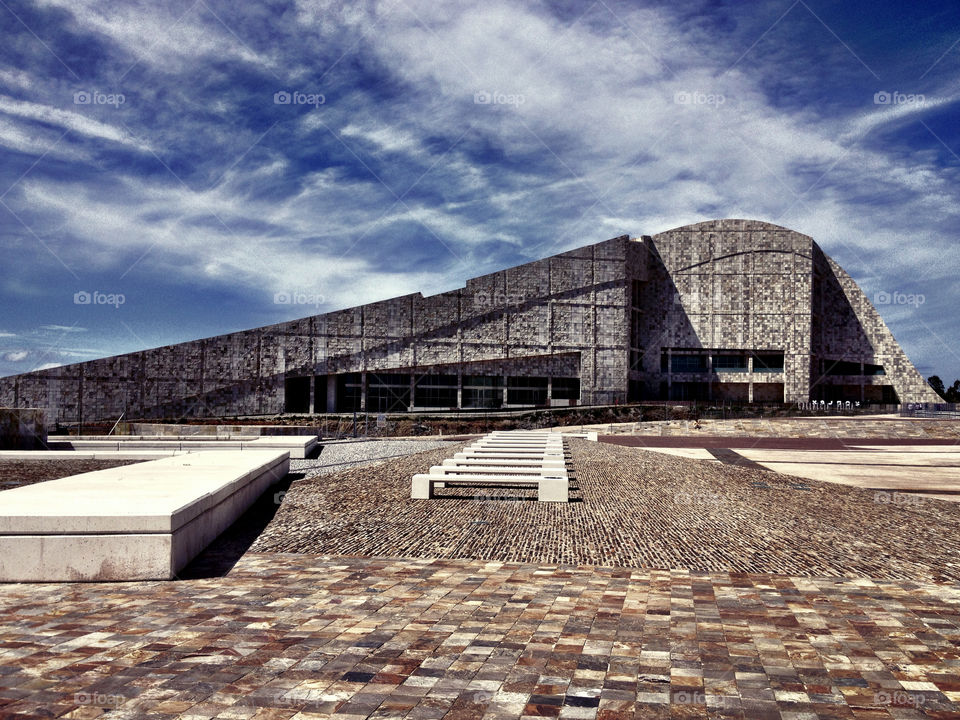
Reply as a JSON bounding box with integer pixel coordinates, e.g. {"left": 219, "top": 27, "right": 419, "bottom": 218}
{"left": 429, "top": 465, "right": 567, "bottom": 477}
{"left": 411, "top": 473, "right": 568, "bottom": 502}
{"left": 636, "top": 448, "right": 720, "bottom": 461}
{"left": 46, "top": 435, "right": 317, "bottom": 459}
{"left": 0, "top": 450, "right": 289, "bottom": 581}
{"left": 443, "top": 458, "right": 566, "bottom": 469}
{"left": 0, "top": 450, "right": 187, "bottom": 460}
{"left": 849, "top": 445, "right": 960, "bottom": 453}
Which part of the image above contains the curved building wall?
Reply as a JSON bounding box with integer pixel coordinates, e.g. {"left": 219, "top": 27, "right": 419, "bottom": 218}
{"left": 0, "top": 219, "right": 939, "bottom": 422}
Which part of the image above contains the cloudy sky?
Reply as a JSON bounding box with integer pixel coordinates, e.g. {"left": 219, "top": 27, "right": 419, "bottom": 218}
{"left": 1, "top": 0, "right": 958, "bottom": 384}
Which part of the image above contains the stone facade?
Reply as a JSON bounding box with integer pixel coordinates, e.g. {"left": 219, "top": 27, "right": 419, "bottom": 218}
{"left": 0, "top": 220, "right": 939, "bottom": 422}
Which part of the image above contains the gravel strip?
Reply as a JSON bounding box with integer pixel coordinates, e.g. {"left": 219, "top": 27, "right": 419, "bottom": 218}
{"left": 0, "top": 459, "right": 142, "bottom": 491}
{"left": 289, "top": 439, "right": 453, "bottom": 477}
{"left": 253, "top": 439, "right": 960, "bottom": 582}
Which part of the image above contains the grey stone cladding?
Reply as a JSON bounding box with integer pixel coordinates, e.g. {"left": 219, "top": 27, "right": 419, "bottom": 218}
{"left": 0, "top": 219, "right": 939, "bottom": 423}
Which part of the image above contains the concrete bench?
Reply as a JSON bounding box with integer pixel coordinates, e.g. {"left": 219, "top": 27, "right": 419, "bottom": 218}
{"left": 46, "top": 435, "right": 317, "bottom": 459}
{"left": 0, "top": 450, "right": 289, "bottom": 582}
{"left": 430, "top": 465, "right": 567, "bottom": 477}
{"left": 411, "top": 473, "right": 568, "bottom": 502}
{"left": 443, "top": 457, "right": 566, "bottom": 469}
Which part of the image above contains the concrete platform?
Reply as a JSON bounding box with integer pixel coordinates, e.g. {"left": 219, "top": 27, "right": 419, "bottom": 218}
{"left": 634, "top": 444, "right": 960, "bottom": 502}
{"left": 0, "top": 450, "right": 290, "bottom": 582}
{"left": 0, "top": 450, "right": 189, "bottom": 460}
{"left": 45, "top": 435, "right": 317, "bottom": 458}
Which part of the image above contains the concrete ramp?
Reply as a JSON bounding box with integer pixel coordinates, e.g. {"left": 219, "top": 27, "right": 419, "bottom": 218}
{"left": 0, "top": 450, "right": 289, "bottom": 582}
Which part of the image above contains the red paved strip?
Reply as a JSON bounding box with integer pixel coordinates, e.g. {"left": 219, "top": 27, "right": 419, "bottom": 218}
{"left": 600, "top": 436, "right": 960, "bottom": 449}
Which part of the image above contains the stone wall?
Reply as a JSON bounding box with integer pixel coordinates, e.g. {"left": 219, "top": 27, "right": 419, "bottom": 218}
{"left": 629, "top": 219, "right": 815, "bottom": 402}
{"left": 0, "top": 237, "right": 631, "bottom": 422}
{"left": 0, "top": 219, "right": 937, "bottom": 419}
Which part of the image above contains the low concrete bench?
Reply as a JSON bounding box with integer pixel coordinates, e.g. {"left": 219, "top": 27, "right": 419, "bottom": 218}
{"left": 430, "top": 465, "right": 567, "bottom": 477}
{"left": 411, "top": 473, "right": 568, "bottom": 502}
{"left": 443, "top": 458, "right": 566, "bottom": 469}
{"left": 0, "top": 450, "right": 289, "bottom": 582}
{"left": 47, "top": 435, "right": 318, "bottom": 459}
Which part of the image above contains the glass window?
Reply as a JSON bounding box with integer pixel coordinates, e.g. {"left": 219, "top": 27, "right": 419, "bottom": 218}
{"left": 552, "top": 377, "right": 580, "bottom": 400}
{"left": 712, "top": 354, "right": 747, "bottom": 372}
{"left": 752, "top": 353, "right": 784, "bottom": 372}
{"left": 671, "top": 354, "right": 707, "bottom": 373}
{"left": 507, "top": 377, "right": 548, "bottom": 405}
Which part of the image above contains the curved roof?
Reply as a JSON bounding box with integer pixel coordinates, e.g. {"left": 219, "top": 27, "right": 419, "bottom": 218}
{"left": 652, "top": 218, "right": 810, "bottom": 236}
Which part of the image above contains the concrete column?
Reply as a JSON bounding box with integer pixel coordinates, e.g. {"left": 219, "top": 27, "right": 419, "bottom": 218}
{"left": 309, "top": 376, "right": 315, "bottom": 415}
{"left": 326, "top": 375, "right": 336, "bottom": 413}
{"left": 409, "top": 375, "right": 416, "bottom": 412}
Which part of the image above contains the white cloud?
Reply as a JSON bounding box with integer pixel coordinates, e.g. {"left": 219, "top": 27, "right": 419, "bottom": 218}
{"left": 0, "top": 95, "right": 151, "bottom": 151}
{"left": 3, "top": 350, "right": 28, "bottom": 361}
{"left": 40, "top": 325, "right": 87, "bottom": 333}
{"left": 34, "top": 0, "right": 274, "bottom": 70}
{"left": 32, "top": 362, "right": 63, "bottom": 371}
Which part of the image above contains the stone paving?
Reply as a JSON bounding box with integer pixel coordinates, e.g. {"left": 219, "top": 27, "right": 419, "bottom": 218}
{"left": 0, "top": 554, "right": 958, "bottom": 719}
{"left": 252, "top": 441, "right": 960, "bottom": 583}
{"left": 3, "top": 437, "right": 960, "bottom": 718}
{"left": 594, "top": 418, "right": 960, "bottom": 439}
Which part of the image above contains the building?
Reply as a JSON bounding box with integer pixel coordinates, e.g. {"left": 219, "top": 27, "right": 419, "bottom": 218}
{"left": 0, "top": 219, "right": 940, "bottom": 423}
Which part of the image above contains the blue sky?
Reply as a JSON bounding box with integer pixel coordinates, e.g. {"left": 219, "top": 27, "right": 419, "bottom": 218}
{"left": 0, "top": 0, "right": 958, "bottom": 383}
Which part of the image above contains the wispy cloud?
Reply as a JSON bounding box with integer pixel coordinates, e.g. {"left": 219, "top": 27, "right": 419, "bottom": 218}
{"left": 0, "top": 0, "right": 958, "bottom": 380}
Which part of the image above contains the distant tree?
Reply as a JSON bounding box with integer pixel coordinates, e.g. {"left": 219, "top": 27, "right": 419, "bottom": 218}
{"left": 947, "top": 380, "right": 960, "bottom": 404}
{"left": 928, "top": 375, "right": 946, "bottom": 399}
